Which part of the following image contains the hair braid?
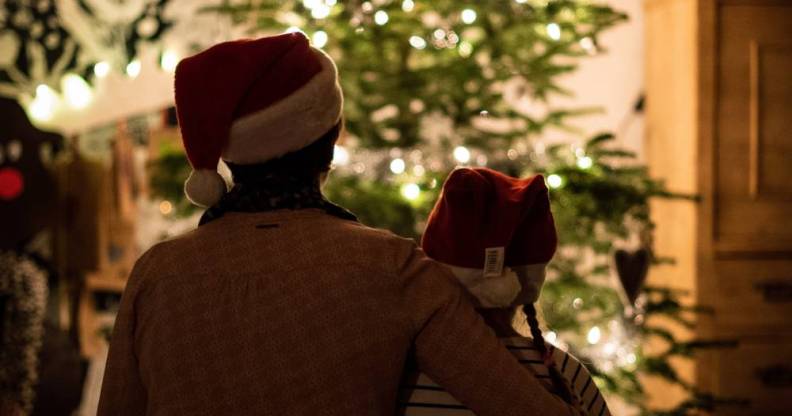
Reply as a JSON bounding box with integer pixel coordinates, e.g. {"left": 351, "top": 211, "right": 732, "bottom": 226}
{"left": 523, "top": 304, "right": 583, "bottom": 411}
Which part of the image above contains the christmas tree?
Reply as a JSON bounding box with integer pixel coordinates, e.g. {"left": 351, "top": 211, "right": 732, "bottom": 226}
{"left": 148, "top": 1, "right": 736, "bottom": 413}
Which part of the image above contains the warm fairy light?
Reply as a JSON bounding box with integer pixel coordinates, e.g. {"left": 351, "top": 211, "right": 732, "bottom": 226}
{"left": 126, "top": 59, "right": 141, "bottom": 78}
{"left": 577, "top": 155, "right": 593, "bottom": 169}
{"left": 61, "top": 74, "right": 92, "bottom": 109}
{"left": 580, "top": 36, "right": 595, "bottom": 52}
{"left": 332, "top": 145, "right": 349, "bottom": 166}
{"left": 507, "top": 149, "right": 519, "bottom": 160}
{"left": 433, "top": 29, "right": 446, "bottom": 40}
{"left": 547, "top": 174, "right": 563, "bottom": 189}
{"left": 459, "top": 40, "right": 473, "bottom": 56}
{"left": 626, "top": 353, "right": 637, "bottom": 364}
{"left": 93, "top": 61, "right": 110, "bottom": 78}
{"left": 461, "top": 9, "right": 477, "bottom": 24}
{"left": 312, "top": 30, "right": 328, "bottom": 48}
{"left": 515, "top": 0, "right": 527, "bottom": 3}
{"left": 412, "top": 165, "right": 426, "bottom": 176}
{"left": 546, "top": 23, "right": 561, "bottom": 40}
{"left": 161, "top": 50, "right": 179, "bottom": 72}
{"left": 285, "top": 26, "right": 302, "bottom": 33}
{"left": 572, "top": 297, "right": 583, "bottom": 309}
{"left": 458, "top": 41, "right": 473, "bottom": 57}
{"left": 28, "top": 84, "right": 58, "bottom": 122}
{"left": 159, "top": 200, "right": 173, "bottom": 215}
{"left": 545, "top": 331, "right": 558, "bottom": 344}
{"left": 401, "top": 183, "right": 421, "bottom": 200}
{"left": 409, "top": 36, "right": 427, "bottom": 49}
{"left": 303, "top": 0, "right": 320, "bottom": 8}
{"left": 390, "top": 158, "right": 406, "bottom": 174}
{"left": 311, "top": 4, "right": 331, "bottom": 19}
{"left": 401, "top": 0, "right": 414, "bottom": 12}
{"left": 587, "top": 326, "right": 602, "bottom": 345}
{"left": 374, "top": 10, "right": 389, "bottom": 25}
{"left": 453, "top": 146, "right": 471, "bottom": 163}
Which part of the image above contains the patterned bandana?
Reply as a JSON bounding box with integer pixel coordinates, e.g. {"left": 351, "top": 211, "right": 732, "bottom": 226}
{"left": 198, "top": 172, "right": 357, "bottom": 226}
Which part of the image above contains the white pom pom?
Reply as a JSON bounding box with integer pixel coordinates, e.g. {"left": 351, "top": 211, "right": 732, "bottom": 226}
{"left": 184, "top": 169, "right": 227, "bottom": 208}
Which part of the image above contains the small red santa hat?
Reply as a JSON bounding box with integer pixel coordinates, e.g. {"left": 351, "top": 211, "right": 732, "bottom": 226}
{"left": 174, "top": 32, "right": 343, "bottom": 207}
{"left": 422, "top": 168, "right": 557, "bottom": 308}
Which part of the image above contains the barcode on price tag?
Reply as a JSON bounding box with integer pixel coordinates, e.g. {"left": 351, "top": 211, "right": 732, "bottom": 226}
{"left": 483, "top": 247, "right": 505, "bottom": 277}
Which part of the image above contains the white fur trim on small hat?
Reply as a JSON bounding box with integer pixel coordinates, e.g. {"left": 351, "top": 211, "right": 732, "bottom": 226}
{"left": 223, "top": 47, "right": 343, "bottom": 164}
{"left": 446, "top": 265, "right": 522, "bottom": 308}
{"left": 184, "top": 169, "right": 228, "bottom": 208}
{"left": 444, "top": 262, "right": 548, "bottom": 308}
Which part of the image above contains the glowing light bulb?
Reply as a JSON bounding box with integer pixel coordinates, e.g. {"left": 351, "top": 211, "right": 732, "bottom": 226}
{"left": 458, "top": 41, "right": 473, "bottom": 57}
{"left": 515, "top": 0, "right": 527, "bottom": 3}
{"left": 311, "top": 4, "right": 331, "bottom": 19}
{"left": 461, "top": 9, "right": 477, "bottom": 24}
{"left": 545, "top": 331, "right": 557, "bottom": 344}
{"left": 303, "top": 0, "right": 320, "bottom": 9}
{"left": 28, "top": 84, "right": 58, "bottom": 122}
{"left": 285, "top": 26, "right": 302, "bottom": 34}
{"left": 453, "top": 146, "right": 471, "bottom": 163}
{"left": 159, "top": 200, "right": 173, "bottom": 215}
{"left": 547, "top": 174, "right": 563, "bottom": 189}
{"left": 161, "top": 50, "right": 179, "bottom": 72}
{"left": 126, "top": 59, "right": 141, "bottom": 78}
{"left": 374, "top": 10, "right": 389, "bottom": 25}
{"left": 390, "top": 158, "right": 406, "bottom": 174}
{"left": 93, "top": 61, "right": 110, "bottom": 78}
{"left": 587, "top": 326, "right": 602, "bottom": 345}
{"left": 402, "top": 0, "right": 414, "bottom": 12}
{"left": 580, "top": 37, "right": 595, "bottom": 52}
{"left": 312, "top": 30, "right": 328, "bottom": 48}
{"left": 61, "top": 74, "right": 92, "bottom": 109}
{"left": 546, "top": 23, "right": 561, "bottom": 41}
{"left": 332, "top": 144, "right": 349, "bottom": 166}
{"left": 433, "top": 29, "right": 446, "bottom": 40}
{"left": 626, "top": 353, "right": 637, "bottom": 364}
{"left": 409, "top": 36, "right": 427, "bottom": 49}
{"left": 401, "top": 183, "right": 421, "bottom": 200}
{"left": 577, "top": 155, "right": 593, "bottom": 169}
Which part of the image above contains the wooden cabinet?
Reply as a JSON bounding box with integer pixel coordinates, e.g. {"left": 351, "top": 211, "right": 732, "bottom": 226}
{"left": 645, "top": 0, "right": 792, "bottom": 413}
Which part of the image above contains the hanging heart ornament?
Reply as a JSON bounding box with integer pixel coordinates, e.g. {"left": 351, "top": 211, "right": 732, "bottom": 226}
{"left": 614, "top": 248, "right": 650, "bottom": 306}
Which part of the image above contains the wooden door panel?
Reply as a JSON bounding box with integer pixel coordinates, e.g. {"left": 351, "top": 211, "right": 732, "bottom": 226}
{"left": 715, "top": 4, "right": 792, "bottom": 256}
{"left": 711, "top": 260, "right": 792, "bottom": 336}
{"left": 711, "top": 336, "right": 792, "bottom": 416}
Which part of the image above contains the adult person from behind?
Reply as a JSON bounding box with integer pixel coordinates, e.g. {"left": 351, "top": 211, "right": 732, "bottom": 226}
{"left": 97, "top": 33, "right": 578, "bottom": 416}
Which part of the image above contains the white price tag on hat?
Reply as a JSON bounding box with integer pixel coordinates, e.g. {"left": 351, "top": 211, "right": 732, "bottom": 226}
{"left": 483, "top": 247, "right": 505, "bottom": 277}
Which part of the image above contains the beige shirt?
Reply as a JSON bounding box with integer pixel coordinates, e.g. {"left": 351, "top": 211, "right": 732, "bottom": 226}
{"left": 98, "top": 209, "right": 575, "bottom": 416}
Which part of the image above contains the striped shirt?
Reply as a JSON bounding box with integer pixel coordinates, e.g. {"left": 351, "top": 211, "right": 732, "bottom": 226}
{"left": 398, "top": 337, "right": 610, "bottom": 416}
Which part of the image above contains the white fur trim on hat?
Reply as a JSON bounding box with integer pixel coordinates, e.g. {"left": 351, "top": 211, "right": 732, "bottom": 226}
{"left": 446, "top": 265, "right": 522, "bottom": 308}
{"left": 223, "top": 47, "right": 343, "bottom": 164}
{"left": 184, "top": 169, "right": 228, "bottom": 208}
{"left": 444, "top": 263, "right": 548, "bottom": 308}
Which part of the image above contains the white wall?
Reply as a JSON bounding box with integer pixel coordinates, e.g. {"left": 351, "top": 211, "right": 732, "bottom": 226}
{"left": 549, "top": 0, "right": 645, "bottom": 158}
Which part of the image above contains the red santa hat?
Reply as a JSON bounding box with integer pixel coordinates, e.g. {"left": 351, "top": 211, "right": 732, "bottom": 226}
{"left": 422, "top": 168, "right": 557, "bottom": 308}
{"left": 174, "top": 32, "right": 343, "bottom": 207}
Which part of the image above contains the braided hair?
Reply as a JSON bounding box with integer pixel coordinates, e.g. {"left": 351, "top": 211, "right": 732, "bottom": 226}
{"left": 522, "top": 303, "right": 583, "bottom": 410}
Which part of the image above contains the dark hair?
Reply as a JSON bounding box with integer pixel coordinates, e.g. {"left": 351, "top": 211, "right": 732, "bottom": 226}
{"left": 226, "top": 122, "right": 341, "bottom": 183}
{"left": 523, "top": 303, "right": 582, "bottom": 410}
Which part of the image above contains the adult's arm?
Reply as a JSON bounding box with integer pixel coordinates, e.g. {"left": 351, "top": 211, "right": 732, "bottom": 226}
{"left": 393, "top": 238, "right": 577, "bottom": 416}
{"left": 96, "top": 251, "right": 152, "bottom": 416}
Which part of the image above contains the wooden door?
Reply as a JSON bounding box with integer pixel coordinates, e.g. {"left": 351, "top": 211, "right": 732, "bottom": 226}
{"left": 715, "top": 2, "right": 792, "bottom": 257}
